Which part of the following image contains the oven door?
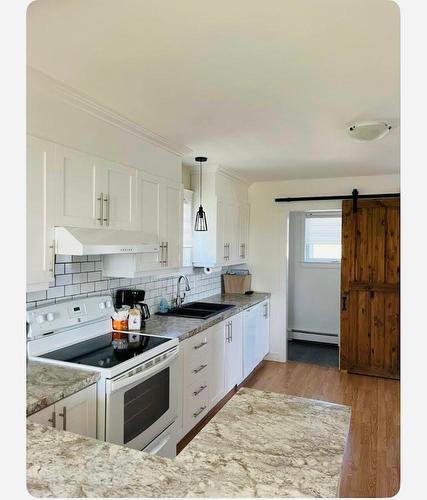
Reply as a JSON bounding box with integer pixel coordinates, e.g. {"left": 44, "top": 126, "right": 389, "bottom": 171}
{"left": 105, "top": 346, "right": 179, "bottom": 451}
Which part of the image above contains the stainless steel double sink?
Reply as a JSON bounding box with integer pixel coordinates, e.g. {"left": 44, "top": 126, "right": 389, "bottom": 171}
{"left": 156, "top": 301, "right": 235, "bottom": 320}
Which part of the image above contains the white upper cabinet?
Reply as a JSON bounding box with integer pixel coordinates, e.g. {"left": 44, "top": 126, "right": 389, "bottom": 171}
{"left": 104, "top": 176, "right": 182, "bottom": 277}
{"left": 27, "top": 135, "right": 55, "bottom": 291}
{"left": 140, "top": 172, "right": 162, "bottom": 244}
{"left": 96, "top": 158, "right": 138, "bottom": 231}
{"left": 55, "top": 148, "right": 138, "bottom": 231}
{"left": 238, "top": 204, "right": 250, "bottom": 263}
{"left": 162, "top": 183, "right": 182, "bottom": 269}
{"left": 192, "top": 166, "right": 249, "bottom": 267}
{"left": 55, "top": 145, "right": 100, "bottom": 228}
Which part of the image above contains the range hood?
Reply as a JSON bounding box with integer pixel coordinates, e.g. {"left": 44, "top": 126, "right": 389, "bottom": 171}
{"left": 54, "top": 227, "right": 160, "bottom": 255}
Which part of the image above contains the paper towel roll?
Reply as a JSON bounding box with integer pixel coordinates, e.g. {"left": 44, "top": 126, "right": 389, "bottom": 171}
{"left": 203, "top": 267, "right": 212, "bottom": 275}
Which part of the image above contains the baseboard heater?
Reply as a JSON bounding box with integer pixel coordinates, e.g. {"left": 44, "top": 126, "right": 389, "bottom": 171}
{"left": 289, "top": 328, "right": 339, "bottom": 345}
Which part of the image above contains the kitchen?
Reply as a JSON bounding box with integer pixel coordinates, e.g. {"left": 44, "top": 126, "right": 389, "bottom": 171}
{"left": 21, "top": 0, "right": 402, "bottom": 498}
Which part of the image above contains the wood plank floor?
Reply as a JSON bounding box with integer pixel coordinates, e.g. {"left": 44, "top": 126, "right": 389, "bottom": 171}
{"left": 245, "top": 360, "right": 400, "bottom": 498}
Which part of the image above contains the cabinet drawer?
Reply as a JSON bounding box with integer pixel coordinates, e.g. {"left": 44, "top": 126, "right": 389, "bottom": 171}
{"left": 183, "top": 332, "right": 210, "bottom": 386}
{"left": 183, "top": 384, "right": 209, "bottom": 431}
{"left": 184, "top": 350, "right": 209, "bottom": 388}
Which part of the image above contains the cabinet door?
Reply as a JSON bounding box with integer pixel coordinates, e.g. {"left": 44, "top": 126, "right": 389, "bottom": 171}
{"left": 27, "top": 136, "right": 55, "bottom": 290}
{"left": 255, "top": 300, "right": 270, "bottom": 364}
{"left": 140, "top": 173, "right": 162, "bottom": 244}
{"left": 99, "top": 159, "right": 138, "bottom": 231}
{"left": 55, "top": 146, "right": 100, "bottom": 228}
{"left": 216, "top": 200, "right": 228, "bottom": 265}
{"left": 243, "top": 306, "right": 258, "bottom": 378}
{"left": 56, "top": 384, "right": 97, "bottom": 438}
{"left": 162, "top": 183, "right": 182, "bottom": 269}
{"left": 27, "top": 405, "right": 56, "bottom": 428}
{"left": 225, "top": 314, "right": 243, "bottom": 391}
{"left": 208, "top": 323, "right": 226, "bottom": 408}
{"left": 238, "top": 204, "right": 250, "bottom": 263}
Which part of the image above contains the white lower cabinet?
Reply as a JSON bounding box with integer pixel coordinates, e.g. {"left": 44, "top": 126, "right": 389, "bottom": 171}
{"left": 180, "top": 312, "right": 244, "bottom": 438}
{"left": 243, "top": 300, "right": 270, "bottom": 378}
{"left": 208, "top": 322, "right": 226, "bottom": 408}
{"left": 182, "top": 330, "right": 210, "bottom": 435}
{"left": 27, "top": 384, "right": 97, "bottom": 439}
{"left": 224, "top": 314, "right": 243, "bottom": 392}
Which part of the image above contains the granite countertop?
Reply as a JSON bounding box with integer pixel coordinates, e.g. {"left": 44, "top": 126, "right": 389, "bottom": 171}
{"left": 27, "top": 361, "right": 100, "bottom": 416}
{"left": 129, "top": 291, "right": 271, "bottom": 342}
{"left": 27, "top": 387, "right": 351, "bottom": 497}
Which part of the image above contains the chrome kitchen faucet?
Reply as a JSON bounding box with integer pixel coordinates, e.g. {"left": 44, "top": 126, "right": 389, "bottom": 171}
{"left": 175, "top": 275, "right": 191, "bottom": 307}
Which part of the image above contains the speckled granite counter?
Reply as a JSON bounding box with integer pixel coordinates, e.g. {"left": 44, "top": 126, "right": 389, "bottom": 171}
{"left": 27, "top": 361, "right": 100, "bottom": 416}
{"left": 130, "top": 292, "right": 271, "bottom": 342}
{"left": 27, "top": 388, "right": 351, "bottom": 497}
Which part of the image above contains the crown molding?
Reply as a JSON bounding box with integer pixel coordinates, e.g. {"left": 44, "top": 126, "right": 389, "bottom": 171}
{"left": 27, "top": 66, "right": 192, "bottom": 157}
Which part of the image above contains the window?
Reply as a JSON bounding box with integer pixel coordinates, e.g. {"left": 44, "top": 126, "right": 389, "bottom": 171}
{"left": 182, "top": 189, "right": 193, "bottom": 267}
{"left": 304, "top": 212, "right": 342, "bottom": 263}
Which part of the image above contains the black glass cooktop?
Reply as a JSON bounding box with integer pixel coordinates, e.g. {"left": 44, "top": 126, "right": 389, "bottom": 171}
{"left": 40, "top": 333, "right": 170, "bottom": 369}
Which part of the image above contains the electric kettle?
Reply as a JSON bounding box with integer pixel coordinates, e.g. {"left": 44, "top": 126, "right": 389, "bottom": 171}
{"left": 137, "top": 302, "right": 150, "bottom": 320}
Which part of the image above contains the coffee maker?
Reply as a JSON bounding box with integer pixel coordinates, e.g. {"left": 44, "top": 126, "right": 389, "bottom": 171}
{"left": 115, "top": 289, "right": 150, "bottom": 320}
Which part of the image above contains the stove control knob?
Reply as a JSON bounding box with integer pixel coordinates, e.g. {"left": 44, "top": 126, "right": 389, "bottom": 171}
{"left": 46, "top": 312, "right": 55, "bottom": 322}
{"left": 36, "top": 314, "right": 45, "bottom": 324}
{"left": 99, "top": 302, "right": 106, "bottom": 310}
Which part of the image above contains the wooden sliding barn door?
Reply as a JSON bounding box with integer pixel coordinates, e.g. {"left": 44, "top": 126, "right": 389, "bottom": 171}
{"left": 340, "top": 198, "right": 400, "bottom": 379}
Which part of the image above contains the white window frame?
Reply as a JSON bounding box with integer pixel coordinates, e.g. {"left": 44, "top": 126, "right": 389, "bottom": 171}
{"left": 303, "top": 211, "right": 342, "bottom": 265}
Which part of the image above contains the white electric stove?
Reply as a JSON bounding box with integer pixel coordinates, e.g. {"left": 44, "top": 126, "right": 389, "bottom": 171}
{"left": 27, "top": 295, "right": 180, "bottom": 458}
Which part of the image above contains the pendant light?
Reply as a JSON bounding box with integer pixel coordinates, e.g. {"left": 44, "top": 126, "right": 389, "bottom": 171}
{"left": 194, "top": 156, "right": 208, "bottom": 231}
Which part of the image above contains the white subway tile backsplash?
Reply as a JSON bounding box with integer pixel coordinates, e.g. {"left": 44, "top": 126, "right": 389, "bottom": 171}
{"left": 27, "top": 254, "right": 224, "bottom": 313}
{"left": 27, "top": 289, "right": 47, "bottom": 302}
{"left": 95, "top": 280, "right": 108, "bottom": 291}
{"left": 65, "top": 263, "right": 81, "bottom": 274}
{"left": 87, "top": 271, "right": 102, "bottom": 282}
{"left": 80, "top": 262, "right": 95, "bottom": 272}
{"left": 65, "top": 284, "right": 81, "bottom": 296}
{"left": 80, "top": 282, "right": 95, "bottom": 294}
{"left": 47, "top": 286, "right": 65, "bottom": 299}
{"left": 55, "top": 264, "right": 65, "bottom": 275}
{"left": 73, "top": 273, "right": 88, "bottom": 284}
{"left": 72, "top": 255, "right": 88, "bottom": 262}
{"left": 55, "top": 255, "right": 72, "bottom": 263}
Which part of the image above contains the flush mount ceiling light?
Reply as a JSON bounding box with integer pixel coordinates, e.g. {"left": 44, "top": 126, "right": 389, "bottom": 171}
{"left": 348, "top": 121, "right": 392, "bottom": 142}
{"left": 194, "top": 156, "right": 208, "bottom": 231}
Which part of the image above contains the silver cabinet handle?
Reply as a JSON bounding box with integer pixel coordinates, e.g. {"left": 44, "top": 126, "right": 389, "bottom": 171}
{"left": 225, "top": 322, "right": 229, "bottom": 342}
{"left": 164, "top": 241, "right": 168, "bottom": 266}
{"left": 193, "top": 363, "right": 208, "bottom": 374}
{"left": 47, "top": 411, "right": 56, "bottom": 428}
{"left": 194, "top": 340, "right": 208, "bottom": 350}
{"left": 159, "top": 242, "right": 165, "bottom": 265}
{"left": 48, "top": 240, "right": 55, "bottom": 273}
{"left": 227, "top": 243, "right": 231, "bottom": 260}
{"left": 97, "top": 192, "right": 104, "bottom": 225}
{"left": 104, "top": 194, "right": 109, "bottom": 225}
{"left": 229, "top": 321, "right": 233, "bottom": 342}
{"left": 264, "top": 303, "right": 268, "bottom": 318}
{"left": 193, "top": 385, "right": 207, "bottom": 396}
{"left": 58, "top": 406, "right": 67, "bottom": 431}
{"left": 224, "top": 243, "right": 227, "bottom": 260}
{"left": 193, "top": 405, "right": 207, "bottom": 418}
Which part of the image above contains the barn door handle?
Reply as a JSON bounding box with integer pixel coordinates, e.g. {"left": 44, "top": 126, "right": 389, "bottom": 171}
{"left": 341, "top": 296, "right": 348, "bottom": 311}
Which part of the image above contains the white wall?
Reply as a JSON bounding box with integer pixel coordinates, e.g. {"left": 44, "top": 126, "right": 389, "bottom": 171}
{"left": 288, "top": 212, "right": 340, "bottom": 344}
{"left": 248, "top": 174, "right": 400, "bottom": 362}
{"left": 27, "top": 68, "right": 183, "bottom": 182}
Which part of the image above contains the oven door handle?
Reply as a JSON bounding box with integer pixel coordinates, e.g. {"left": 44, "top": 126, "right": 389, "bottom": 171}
{"left": 107, "top": 348, "right": 179, "bottom": 394}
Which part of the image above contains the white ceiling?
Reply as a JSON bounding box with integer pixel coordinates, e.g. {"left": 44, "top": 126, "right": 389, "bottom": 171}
{"left": 27, "top": 0, "right": 400, "bottom": 182}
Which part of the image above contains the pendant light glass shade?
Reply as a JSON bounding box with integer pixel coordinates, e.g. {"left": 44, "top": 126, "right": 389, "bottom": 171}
{"left": 194, "top": 156, "right": 208, "bottom": 231}
{"left": 194, "top": 205, "right": 208, "bottom": 231}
